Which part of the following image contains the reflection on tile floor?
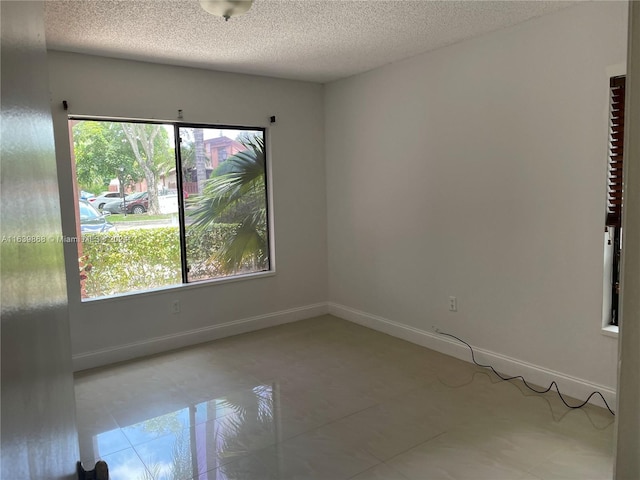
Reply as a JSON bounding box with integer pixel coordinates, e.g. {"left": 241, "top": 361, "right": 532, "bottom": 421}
{"left": 75, "top": 315, "right": 615, "bottom": 480}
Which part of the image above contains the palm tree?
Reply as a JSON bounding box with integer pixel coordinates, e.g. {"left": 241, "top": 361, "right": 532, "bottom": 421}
{"left": 187, "top": 135, "right": 268, "bottom": 274}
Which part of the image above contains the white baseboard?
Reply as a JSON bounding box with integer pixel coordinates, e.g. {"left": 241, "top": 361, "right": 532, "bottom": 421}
{"left": 328, "top": 302, "right": 616, "bottom": 410}
{"left": 72, "top": 302, "right": 329, "bottom": 371}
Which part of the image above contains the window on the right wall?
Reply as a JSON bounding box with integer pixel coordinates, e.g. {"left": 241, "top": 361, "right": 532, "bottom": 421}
{"left": 605, "top": 75, "right": 625, "bottom": 326}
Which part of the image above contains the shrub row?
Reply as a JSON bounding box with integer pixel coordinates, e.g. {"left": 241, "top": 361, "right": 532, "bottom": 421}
{"left": 82, "top": 224, "right": 237, "bottom": 298}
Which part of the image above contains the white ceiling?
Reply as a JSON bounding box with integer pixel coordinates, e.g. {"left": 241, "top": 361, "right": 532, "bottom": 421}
{"left": 44, "top": 0, "right": 577, "bottom": 84}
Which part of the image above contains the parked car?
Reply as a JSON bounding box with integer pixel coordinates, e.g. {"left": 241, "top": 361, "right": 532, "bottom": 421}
{"left": 103, "top": 191, "right": 148, "bottom": 214}
{"left": 79, "top": 199, "right": 114, "bottom": 233}
{"left": 126, "top": 191, "right": 149, "bottom": 214}
{"left": 80, "top": 190, "right": 95, "bottom": 201}
{"left": 159, "top": 188, "right": 188, "bottom": 199}
{"left": 89, "top": 191, "right": 122, "bottom": 210}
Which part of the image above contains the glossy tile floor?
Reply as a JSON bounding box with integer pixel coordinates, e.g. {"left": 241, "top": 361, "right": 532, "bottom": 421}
{"left": 75, "top": 315, "right": 615, "bottom": 480}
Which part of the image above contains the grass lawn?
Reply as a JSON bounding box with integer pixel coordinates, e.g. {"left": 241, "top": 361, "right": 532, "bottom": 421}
{"left": 107, "top": 213, "right": 175, "bottom": 223}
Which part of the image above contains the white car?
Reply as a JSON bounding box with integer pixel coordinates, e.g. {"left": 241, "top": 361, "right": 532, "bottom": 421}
{"left": 89, "top": 191, "right": 122, "bottom": 210}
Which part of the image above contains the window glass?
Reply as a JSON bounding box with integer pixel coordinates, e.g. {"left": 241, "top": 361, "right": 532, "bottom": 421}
{"left": 179, "top": 127, "right": 269, "bottom": 283}
{"left": 70, "top": 119, "right": 270, "bottom": 299}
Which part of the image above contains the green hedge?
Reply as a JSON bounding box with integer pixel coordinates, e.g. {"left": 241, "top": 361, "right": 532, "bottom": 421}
{"left": 82, "top": 224, "right": 237, "bottom": 298}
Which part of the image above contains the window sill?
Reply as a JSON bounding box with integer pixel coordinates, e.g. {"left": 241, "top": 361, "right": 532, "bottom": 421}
{"left": 601, "top": 325, "right": 619, "bottom": 338}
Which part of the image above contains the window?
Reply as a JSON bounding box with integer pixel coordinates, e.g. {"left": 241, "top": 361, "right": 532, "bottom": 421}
{"left": 71, "top": 119, "right": 270, "bottom": 300}
{"left": 605, "top": 76, "right": 625, "bottom": 326}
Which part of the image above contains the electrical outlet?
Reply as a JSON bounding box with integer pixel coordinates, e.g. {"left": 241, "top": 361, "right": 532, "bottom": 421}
{"left": 449, "top": 296, "right": 457, "bottom": 312}
{"left": 172, "top": 300, "right": 181, "bottom": 314}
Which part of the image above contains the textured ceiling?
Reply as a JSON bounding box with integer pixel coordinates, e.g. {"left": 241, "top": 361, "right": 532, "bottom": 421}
{"left": 44, "top": 0, "right": 577, "bottom": 83}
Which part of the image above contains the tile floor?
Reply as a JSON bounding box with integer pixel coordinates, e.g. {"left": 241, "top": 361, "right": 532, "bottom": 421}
{"left": 75, "top": 315, "right": 615, "bottom": 480}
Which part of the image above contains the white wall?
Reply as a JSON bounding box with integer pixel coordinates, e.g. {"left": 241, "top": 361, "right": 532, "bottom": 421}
{"left": 325, "top": 1, "right": 627, "bottom": 403}
{"left": 47, "top": 52, "right": 328, "bottom": 369}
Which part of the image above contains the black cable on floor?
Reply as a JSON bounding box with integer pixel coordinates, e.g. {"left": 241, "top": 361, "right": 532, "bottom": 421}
{"left": 435, "top": 329, "right": 616, "bottom": 416}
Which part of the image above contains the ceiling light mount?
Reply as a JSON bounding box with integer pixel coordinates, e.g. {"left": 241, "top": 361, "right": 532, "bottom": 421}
{"left": 199, "top": 0, "right": 254, "bottom": 21}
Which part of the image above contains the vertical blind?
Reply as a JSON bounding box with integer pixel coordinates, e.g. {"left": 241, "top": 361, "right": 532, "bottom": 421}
{"left": 606, "top": 76, "right": 626, "bottom": 227}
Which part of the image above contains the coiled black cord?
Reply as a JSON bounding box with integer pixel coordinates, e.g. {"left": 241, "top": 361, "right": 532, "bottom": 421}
{"left": 436, "top": 329, "right": 615, "bottom": 416}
